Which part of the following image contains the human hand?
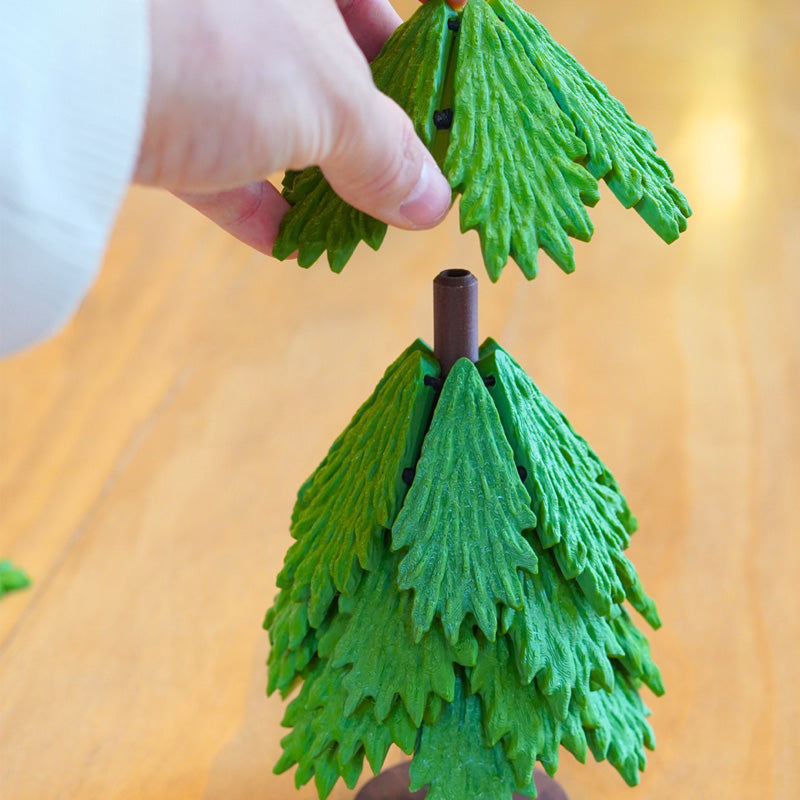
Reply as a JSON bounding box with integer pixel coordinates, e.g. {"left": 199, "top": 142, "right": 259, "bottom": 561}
{"left": 135, "top": 0, "right": 454, "bottom": 255}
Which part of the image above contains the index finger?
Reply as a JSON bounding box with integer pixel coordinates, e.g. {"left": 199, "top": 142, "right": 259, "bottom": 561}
{"left": 335, "top": 0, "right": 402, "bottom": 61}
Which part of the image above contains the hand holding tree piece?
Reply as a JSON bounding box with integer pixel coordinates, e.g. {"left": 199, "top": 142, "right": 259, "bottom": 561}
{"left": 275, "top": 0, "right": 691, "bottom": 279}
{"left": 135, "top": 0, "right": 453, "bottom": 254}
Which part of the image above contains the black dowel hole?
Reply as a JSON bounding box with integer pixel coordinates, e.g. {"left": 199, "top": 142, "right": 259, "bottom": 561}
{"left": 448, "top": 16, "right": 461, "bottom": 31}
{"left": 402, "top": 468, "right": 416, "bottom": 486}
{"left": 517, "top": 465, "right": 528, "bottom": 482}
{"left": 424, "top": 375, "right": 444, "bottom": 389}
{"left": 433, "top": 108, "right": 454, "bottom": 130}
{"left": 442, "top": 268, "right": 470, "bottom": 279}
{"left": 483, "top": 375, "right": 496, "bottom": 387}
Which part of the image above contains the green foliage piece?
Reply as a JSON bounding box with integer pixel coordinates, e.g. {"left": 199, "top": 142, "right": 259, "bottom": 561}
{"left": 445, "top": 0, "right": 599, "bottom": 280}
{"left": 391, "top": 358, "right": 538, "bottom": 644}
{"left": 276, "top": 659, "right": 405, "bottom": 798}
{"left": 273, "top": 0, "right": 457, "bottom": 270}
{"left": 410, "top": 676, "right": 520, "bottom": 800}
{"left": 266, "top": 339, "right": 663, "bottom": 798}
{"left": 273, "top": 167, "right": 387, "bottom": 270}
{"left": 274, "top": 548, "right": 470, "bottom": 796}
{"left": 493, "top": 0, "right": 691, "bottom": 242}
{"left": 330, "top": 549, "right": 479, "bottom": 727}
{"left": 265, "top": 341, "right": 438, "bottom": 697}
{"left": 276, "top": 341, "right": 438, "bottom": 622}
{"left": 370, "top": 1, "right": 458, "bottom": 151}
{"left": 610, "top": 608, "right": 665, "bottom": 696}
{"left": 504, "top": 542, "right": 618, "bottom": 713}
{"left": 264, "top": 591, "right": 318, "bottom": 697}
{"left": 469, "top": 633, "right": 655, "bottom": 789}
{"left": 273, "top": 0, "right": 688, "bottom": 278}
{"left": 0, "top": 561, "right": 30, "bottom": 597}
{"left": 581, "top": 672, "right": 656, "bottom": 786}
{"left": 469, "top": 636, "right": 578, "bottom": 785}
{"left": 478, "top": 341, "right": 660, "bottom": 628}
{"left": 264, "top": 586, "right": 351, "bottom": 698}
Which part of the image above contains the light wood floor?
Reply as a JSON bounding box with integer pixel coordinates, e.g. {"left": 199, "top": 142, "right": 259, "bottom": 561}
{"left": 2, "top": 1, "right": 798, "bottom": 797}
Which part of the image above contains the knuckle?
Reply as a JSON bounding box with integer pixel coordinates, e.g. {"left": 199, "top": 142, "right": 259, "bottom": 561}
{"left": 229, "top": 182, "right": 268, "bottom": 228}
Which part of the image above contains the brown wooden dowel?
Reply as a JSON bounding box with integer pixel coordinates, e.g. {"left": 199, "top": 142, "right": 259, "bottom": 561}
{"left": 433, "top": 269, "right": 478, "bottom": 377}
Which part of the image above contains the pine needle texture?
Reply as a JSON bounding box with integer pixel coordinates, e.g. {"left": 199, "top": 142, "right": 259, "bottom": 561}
{"left": 477, "top": 339, "right": 661, "bottom": 628}
{"left": 493, "top": 0, "right": 692, "bottom": 243}
{"left": 445, "top": 0, "right": 599, "bottom": 279}
{"left": 273, "top": 0, "right": 689, "bottom": 278}
{"left": 265, "top": 339, "right": 662, "bottom": 799}
{"left": 265, "top": 340, "right": 439, "bottom": 697}
{"left": 391, "top": 358, "right": 538, "bottom": 644}
{"left": 410, "top": 676, "right": 519, "bottom": 800}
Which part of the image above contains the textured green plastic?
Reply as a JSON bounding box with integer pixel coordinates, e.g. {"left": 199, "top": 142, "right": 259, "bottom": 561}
{"left": 265, "top": 340, "right": 662, "bottom": 799}
{"left": 329, "top": 549, "right": 479, "bottom": 727}
{"left": 273, "top": 0, "right": 690, "bottom": 279}
{"left": 492, "top": 0, "right": 692, "bottom": 243}
{"left": 477, "top": 339, "right": 661, "bottom": 629}
{"left": 275, "top": 656, "right": 410, "bottom": 797}
{"left": 0, "top": 561, "right": 30, "bottom": 598}
{"left": 410, "top": 676, "right": 520, "bottom": 800}
{"left": 391, "top": 358, "right": 538, "bottom": 644}
{"left": 274, "top": 548, "right": 482, "bottom": 798}
{"left": 273, "top": 167, "right": 388, "bottom": 271}
{"left": 444, "top": 0, "right": 599, "bottom": 279}
{"left": 581, "top": 669, "right": 656, "bottom": 786}
{"left": 264, "top": 340, "right": 439, "bottom": 697}
{"left": 272, "top": 0, "right": 457, "bottom": 270}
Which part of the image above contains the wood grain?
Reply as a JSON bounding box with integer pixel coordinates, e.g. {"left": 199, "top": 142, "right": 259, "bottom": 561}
{"left": 2, "top": 1, "right": 799, "bottom": 798}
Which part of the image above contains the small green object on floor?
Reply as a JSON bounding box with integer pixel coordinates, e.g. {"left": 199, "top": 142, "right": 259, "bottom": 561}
{"left": 0, "top": 560, "right": 31, "bottom": 598}
{"left": 273, "top": 0, "right": 690, "bottom": 279}
{"left": 264, "top": 339, "right": 662, "bottom": 800}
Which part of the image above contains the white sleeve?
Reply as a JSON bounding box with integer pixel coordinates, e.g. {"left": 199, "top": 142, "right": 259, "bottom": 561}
{"left": 0, "top": 1, "right": 150, "bottom": 356}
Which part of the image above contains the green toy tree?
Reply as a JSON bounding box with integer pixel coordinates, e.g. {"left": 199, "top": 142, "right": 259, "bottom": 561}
{"left": 273, "top": 0, "right": 690, "bottom": 280}
{"left": 265, "top": 0, "right": 681, "bottom": 793}
{"left": 264, "top": 283, "right": 663, "bottom": 799}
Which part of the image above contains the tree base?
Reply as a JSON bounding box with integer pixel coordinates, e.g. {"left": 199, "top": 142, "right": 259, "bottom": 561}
{"left": 354, "top": 762, "right": 568, "bottom": 800}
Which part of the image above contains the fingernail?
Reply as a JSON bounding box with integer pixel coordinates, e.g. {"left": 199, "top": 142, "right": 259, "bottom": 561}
{"left": 399, "top": 159, "right": 452, "bottom": 228}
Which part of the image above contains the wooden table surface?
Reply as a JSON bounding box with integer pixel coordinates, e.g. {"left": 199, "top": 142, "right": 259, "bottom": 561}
{"left": 2, "top": 1, "right": 798, "bottom": 798}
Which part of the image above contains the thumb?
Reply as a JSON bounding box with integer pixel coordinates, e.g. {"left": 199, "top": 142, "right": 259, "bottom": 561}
{"left": 319, "top": 89, "right": 452, "bottom": 230}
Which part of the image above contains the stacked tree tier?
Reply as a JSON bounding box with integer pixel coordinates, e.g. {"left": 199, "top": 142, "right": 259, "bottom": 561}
{"left": 264, "top": 340, "right": 663, "bottom": 800}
